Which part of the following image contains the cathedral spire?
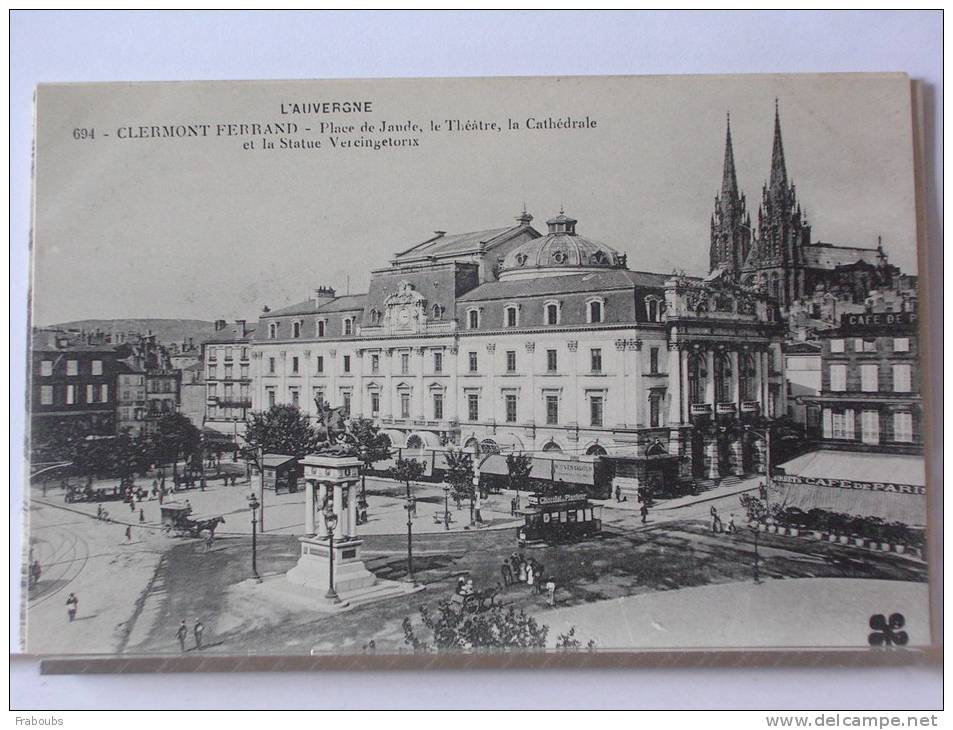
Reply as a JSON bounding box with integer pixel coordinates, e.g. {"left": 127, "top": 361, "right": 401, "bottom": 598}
{"left": 770, "top": 98, "right": 787, "bottom": 191}
{"left": 721, "top": 112, "right": 739, "bottom": 198}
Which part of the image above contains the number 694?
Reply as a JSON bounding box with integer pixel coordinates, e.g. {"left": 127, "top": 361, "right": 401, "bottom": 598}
{"left": 72, "top": 128, "right": 95, "bottom": 140}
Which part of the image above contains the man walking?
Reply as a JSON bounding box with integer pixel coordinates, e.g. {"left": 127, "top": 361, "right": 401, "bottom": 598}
{"left": 139, "top": 508, "right": 146, "bottom": 524}
{"left": 710, "top": 506, "right": 722, "bottom": 533}
{"left": 193, "top": 619, "right": 205, "bottom": 650}
{"left": 125, "top": 525, "right": 132, "bottom": 542}
{"left": 176, "top": 620, "right": 188, "bottom": 652}
{"left": 66, "top": 593, "right": 78, "bottom": 622}
{"left": 640, "top": 502, "right": 649, "bottom": 525}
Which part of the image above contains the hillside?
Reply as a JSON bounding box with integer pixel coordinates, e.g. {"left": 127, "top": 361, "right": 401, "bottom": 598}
{"left": 48, "top": 318, "right": 220, "bottom": 346}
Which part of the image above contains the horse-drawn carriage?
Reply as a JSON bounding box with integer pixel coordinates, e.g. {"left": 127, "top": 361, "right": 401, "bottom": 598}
{"left": 65, "top": 483, "right": 128, "bottom": 504}
{"left": 160, "top": 502, "right": 225, "bottom": 538}
{"left": 448, "top": 585, "right": 502, "bottom": 614}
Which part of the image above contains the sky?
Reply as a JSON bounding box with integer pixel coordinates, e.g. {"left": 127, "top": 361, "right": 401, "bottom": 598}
{"left": 30, "top": 73, "right": 919, "bottom": 326}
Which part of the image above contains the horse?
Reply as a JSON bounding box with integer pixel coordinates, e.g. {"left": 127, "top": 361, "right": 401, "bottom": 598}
{"left": 191, "top": 516, "right": 226, "bottom": 537}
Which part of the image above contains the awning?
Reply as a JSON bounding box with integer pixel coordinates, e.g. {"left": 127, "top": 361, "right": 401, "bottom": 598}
{"left": 262, "top": 454, "right": 297, "bottom": 469}
{"left": 407, "top": 431, "right": 442, "bottom": 448}
{"left": 479, "top": 432, "right": 525, "bottom": 454}
{"left": 774, "top": 450, "right": 926, "bottom": 526}
{"left": 379, "top": 430, "right": 406, "bottom": 448}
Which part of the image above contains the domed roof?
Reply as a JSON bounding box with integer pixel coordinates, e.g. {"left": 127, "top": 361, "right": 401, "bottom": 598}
{"left": 498, "top": 211, "right": 627, "bottom": 281}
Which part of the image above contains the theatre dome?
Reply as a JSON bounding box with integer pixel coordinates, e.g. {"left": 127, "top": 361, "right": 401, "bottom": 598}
{"left": 498, "top": 211, "right": 627, "bottom": 281}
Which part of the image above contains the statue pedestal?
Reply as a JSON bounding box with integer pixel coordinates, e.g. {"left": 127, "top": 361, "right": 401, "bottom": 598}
{"left": 286, "top": 535, "right": 377, "bottom": 599}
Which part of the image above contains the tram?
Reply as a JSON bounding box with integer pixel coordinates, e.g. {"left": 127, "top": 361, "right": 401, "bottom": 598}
{"left": 517, "top": 492, "right": 603, "bottom": 547}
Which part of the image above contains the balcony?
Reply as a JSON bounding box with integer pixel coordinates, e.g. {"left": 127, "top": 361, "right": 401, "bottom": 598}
{"left": 715, "top": 402, "right": 737, "bottom": 417}
{"left": 741, "top": 401, "right": 761, "bottom": 414}
{"left": 218, "top": 399, "right": 252, "bottom": 409}
{"left": 689, "top": 403, "right": 712, "bottom": 418}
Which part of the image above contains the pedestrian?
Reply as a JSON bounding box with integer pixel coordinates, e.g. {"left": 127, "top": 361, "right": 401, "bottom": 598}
{"left": 158, "top": 489, "right": 164, "bottom": 505}
{"left": 525, "top": 560, "right": 536, "bottom": 587}
{"left": 66, "top": 593, "right": 78, "bottom": 622}
{"left": 125, "top": 525, "right": 132, "bottom": 542}
{"left": 517, "top": 557, "right": 527, "bottom": 583}
{"left": 546, "top": 579, "right": 556, "bottom": 607}
{"left": 727, "top": 514, "right": 737, "bottom": 534}
{"left": 615, "top": 484, "right": 622, "bottom": 503}
{"left": 129, "top": 498, "right": 136, "bottom": 513}
{"left": 96, "top": 504, "right": 103, "bottom": 520}
{"left": 139, "top": 508, "right": 145, "bottom": 524}
{"left": 710, "top": 506, "right": 722, "bottom": 533}
{"left": 152, "top": 478, "right": 159, "bottom": 493}
{"left": 640, "top": 502, "right": 649, "bottom": 525}
{"left": 185, "top": 499, "right": 192, "bottom": 515}
{"left": 176, "top": 620, "right": 188, "bottom": 652}
{"left": 193, "top": 619, "right": 205, "bottom": 650}
{"left": 758, "top": 481, "right": 767, "bottom": 501}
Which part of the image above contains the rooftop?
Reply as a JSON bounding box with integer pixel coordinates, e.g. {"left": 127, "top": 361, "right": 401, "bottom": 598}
{"left": 457, "top": 269, "right": 670, "bottom": 302}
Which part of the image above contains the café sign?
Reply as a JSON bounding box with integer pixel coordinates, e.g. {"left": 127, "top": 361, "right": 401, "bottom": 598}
{"left": 774, "top": 473, "right": 925, "bottom": 496}
{"left": 840, "top": 311, "right": 917, "bottom": 332}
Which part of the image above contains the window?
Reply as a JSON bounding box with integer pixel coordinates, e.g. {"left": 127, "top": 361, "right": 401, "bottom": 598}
{"left": 86, "top": 384, "right": 95, "bottom": 403}
{"left": 545, "top": 303, "right": 559, "bottom": 325}
{"left": 267, "top": 389, "right": 276, "bottom": 408}
{"left": 342, "top": 392, "right": 351, "bottom": 415}
{"left": 505, "top": 306, "right": 518, "bottom": 328}
{"left": 714, "top": 353, "right": 732, "bottom": 403}
{"left": 66, "top": 384, "right": 75, "bottom": 405}
{"left": 343, "top": 318, "right": 353, "bottom": 336}
{"left": 240, "top": 384, "right": 249, "bottom": 401}
{"left": 370, "top": 392, "right": 380, "bottom": 416}
{"left": 590, "top": 348, "right": 603, "bottom": 373}
{"left": 207, "top": 383, "right": 218, "bottom": 399}
{"left": 862, "top": 339, "right": 877, "bottom": 353}
{"left": 830, "top": 339, "right": 845, "bottom": 353}
{"left": 208, "top": 364, "right": 217, "bottom": 379}
{"left": 317, "top": 320, "right": 326, "bottom": 337}
{"left": 892, "top": 364, "right": 912, "bottom": 392}
{"left": 467, "top": 393, "right": 479, "bottom": 422}
{"left": 92, "top": 360, "right": 103, "bottom": 376}
{"left": 400, "top": 353, "right": 410, "bottom": 375}
{"left": 292, "top": 321, "right": 301, "bottom": 338}
{"left": 468, "top": 352, "right": 478, "bottom": 373}
{"left": 590, "top": 395, "right": 604, "bottom": 427}
{"left": 505, "top": 394, "right": 518, "bottom": 423}
{"left": 343, "top": 355, "right": 351, "bottom": 373}
{"left": 225, "top": 347, "right": 233, "bottom": 361}
{"left": 831, "top": 409, "right": 855, "bottom": 440}
{"left": 432, "top": 304, "right": 443, "bottom": 320}
{"left": 861, "top": 410, "right": 880, "bottom": 445}
{"left": 433, "top": 392, "right": 444, "bottom": 420}
{"left": 433, "top": 351, "right": 443, "bottom": 374}
{"left": 468, "top": 309, "right": 479, "bottom": 330}
{"left": 268, "top": 357, "right": 276, "bottom": 375}
{"left": 506, "top": 350, "right": 517, "bottom": 373}
{"left": 649, "top": 347, "right": 659, "bottom": 375}
{"left": 650, "top": 394, "right": 661, "bottom": 427}
{"left": 290, "top": 388, "right": 299, "bottom": 407}
{"left": 240, "top": 364, "right": 249, "bottom": 379}
{"left": 241, "top": 347, "right": 248, "bottom": 360}
{"left": 268, "top": 323, "right": 278, "bottom": 339}
{"left": 371, "top": 354, "right": 380, "bottom": 373}
{"left": 829, "top": 364, "right": 847, "bottom": 392}
{"left": 316, "top": 356, "right": 324, "bottom": 374}
{"left": 312, "top": 387, "right": 325, "bottom": 405}
{"left": 893, "top": 337, "right": 910, "bottom": 353}
{"left": 861, "top": 364, "right": 879, "bottom": 392}
{"left": 893, "top": 412, "right": 913, "bottom": 443}
{"left": 40, "top": 360, "right": 53, "bottom": 376}
{"left": 588, "top": 300, "right": 603, "bottom": 324}
{"left": 224, "top": 364, "right": 234, "bottom": 379}
{"left": 40, "top": 385, "right": 53, "bottom": 405}
{"left": 66, "top": 360, "right": 78, "bottom": 376}
{"left": 546, "top": 349, "right": 558, "bottom": 373}
{"left": 400, "top": 393, "right": 411, "bottom": 419}
{"left": 546, "top": 395, "right": 559, "bottom": 425}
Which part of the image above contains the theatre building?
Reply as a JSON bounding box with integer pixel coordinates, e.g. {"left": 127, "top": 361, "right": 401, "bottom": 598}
{"left": 775, "top": 307, "right": 925, "bottom": 526}
{"left": 250, "top": 209, "right": 784, "bottom": 495}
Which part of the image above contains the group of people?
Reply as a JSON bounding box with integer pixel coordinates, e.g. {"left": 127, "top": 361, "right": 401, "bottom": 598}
{"left": 502, "top": 552, "right": 545, "bottom": 590}
{"left": 709, "top": 506, "right": 737, "bottom": 534}
{"left": 176, "top": 619, "right": 206, "bottom": 652}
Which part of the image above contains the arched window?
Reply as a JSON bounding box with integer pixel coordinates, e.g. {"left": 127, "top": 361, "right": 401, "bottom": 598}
{"left": 586, "top": 444, "right": 607, "bottom": 456}
{"left": 431, "top": 304, "right": 443, "bottom": 320}
{"left": 687, "top": 353, "right": 705, "bottom": 405}
{"left": 647, "top": 299, "right": 657, "bottom": 322}
{"left": 714, "top": 352, "right": 732, "bottom": 403}
{"left": 343, "top": 317, "right": 353, "bottom": 336}
{"left": 770, "top": 273, "right": 781, "bottom": 301}
{"left": 589, "top": 300, "right": 603, "bottom": 323}
{"left": 292, "top": 321, "right": 301, "bottom": 338}
{"left": 542, "top": 441, "right": 563, "bottom": 453}
{"left": 504, "top": 305, "right": 518, "bottom": 328}
{"left": 467, "top": 309, "right": 479, "bottom": 330}
{"left": 739, "top": 353, "right": 756, "bottom": 402}
{"left": 268, "top": 322, "right": 278, "bottom": 339}
{"left": 545, "top": 302, "right": 559, "bottom": 325}
{"left": 317, "top": 320, "right": 326, "bottom": 337}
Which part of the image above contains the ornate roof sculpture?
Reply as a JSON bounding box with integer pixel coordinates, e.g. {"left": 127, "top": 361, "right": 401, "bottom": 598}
{"left": 497, "top": 211, "right": 628, "bottom": 281}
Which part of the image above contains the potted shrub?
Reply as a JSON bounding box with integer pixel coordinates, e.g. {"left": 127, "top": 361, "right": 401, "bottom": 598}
{"left": 827, "top": 513, "right": 848, "bottom": 543}
{"left": 807, "top": 508, "right": 827, "bottom": 540}
{"left": 784, "top": 507, "right": 806, "bottom": 537}
{"left": 863, "top": 517, "right": 887, "bottom": 551}
{"left": 849, "top": 516, "right": 868, "bottom": 547}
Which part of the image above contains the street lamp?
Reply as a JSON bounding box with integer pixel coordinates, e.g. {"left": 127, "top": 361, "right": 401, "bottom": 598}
{"left": 199, "top": 436, "right": 207, "bottom": 491}
{"left": 247, "top": 492, "right": 261, "bottom": 582}
{"left": 405, "top": 484, "right": 415, "bottom": 582}
{"left": 750, "top": 522, "right": 761, "bottom": 585}
{"left": 359, "top": 445, "right": 368, "bottom": 524}
{"left": 744, "top": 424, "right": 773, "bottom": 505}
{"left": 323, "top": 505, "right": 341, "bottom": 604}
{"left": 232, "top": 417, "right": 239, "bottom": 461}
{"left": 443, "top": 484, "right": 451, "bottom": 531}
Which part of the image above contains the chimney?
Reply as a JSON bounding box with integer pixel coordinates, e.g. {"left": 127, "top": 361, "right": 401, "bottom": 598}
{"left": 313, "top": 286, "right": 337, "bottom": 307}
{"left": 214, "top": 319, "right": 227, "bottom": 331}
{"left": 235, "top": 319, "right": 247, "bottom": 337}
